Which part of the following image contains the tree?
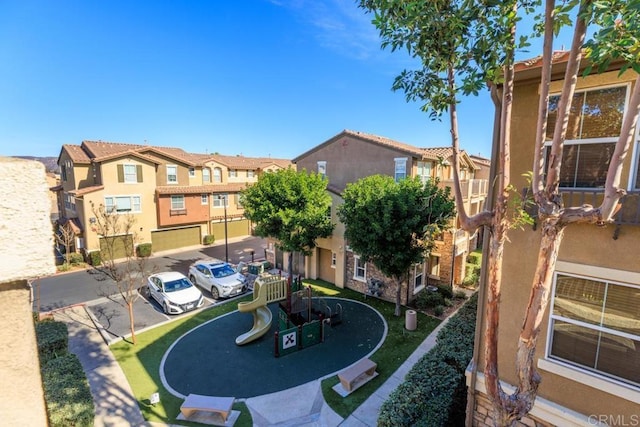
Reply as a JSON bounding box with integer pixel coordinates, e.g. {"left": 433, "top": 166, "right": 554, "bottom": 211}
{"left": 338, "top": 175, "right": 455, "bottom": 316}
{"left": 241, "top": 168, "right": 334, "bottom": 306}
{"left": 90, "top": 201, "right": 150, "bottom": 345}
{"left": 54, "top": 220, "right": 76, "bottom": 267}
{"left": 359, "top": 0, "right": 640, "bottom": 424}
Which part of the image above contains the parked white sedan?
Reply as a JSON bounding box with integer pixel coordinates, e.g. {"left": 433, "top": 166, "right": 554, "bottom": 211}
{"left": 188, "top": 259, "right": 248, "bottom": 299}
{"left": 147, "top": 271, "right": 204, "bottom": 315}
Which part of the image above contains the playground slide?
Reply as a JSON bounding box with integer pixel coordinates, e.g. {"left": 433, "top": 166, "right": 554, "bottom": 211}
{"left": 235, "top": 282, "right": 272, "bottom": 345}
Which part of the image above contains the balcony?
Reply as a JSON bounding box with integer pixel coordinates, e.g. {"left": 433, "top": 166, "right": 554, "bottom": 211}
{"left": 438, "top": 179, "right": 489, "bottom": 201}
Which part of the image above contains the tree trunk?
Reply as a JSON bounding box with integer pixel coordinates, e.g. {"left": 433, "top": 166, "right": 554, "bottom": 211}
{"left": 394, "top": 275, "right": 402, "bottom": 317}
{"left": 128, "top": 301, "right": 137, "bottom": 345}
{"left": 287, "top": 251, "right": 293, "bottom": 316}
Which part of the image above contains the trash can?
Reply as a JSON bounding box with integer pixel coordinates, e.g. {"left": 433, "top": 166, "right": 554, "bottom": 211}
{"left": 406, "top": 309, "right": 417, "bottom": 331}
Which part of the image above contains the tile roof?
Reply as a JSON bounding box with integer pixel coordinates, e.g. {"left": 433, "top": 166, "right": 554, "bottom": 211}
{"left": 70, "top": 185, "right": 104, "bottom": 196}
{"left": 156, "top": 183, "right": 249, "bottom": 195}
{"left": 62, "top": 144, "right": 91, "bottom": 164}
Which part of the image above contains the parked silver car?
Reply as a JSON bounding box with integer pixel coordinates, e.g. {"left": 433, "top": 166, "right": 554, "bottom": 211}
{"left": 188, "top": 259, "right": 248, "bottom": 299}
{"left": 147, "top": 271, "right": 204, "bottom": 315}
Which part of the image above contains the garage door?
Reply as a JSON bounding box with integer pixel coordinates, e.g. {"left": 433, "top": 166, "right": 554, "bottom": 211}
{"left": 151, "top": 227, "right": 201, "bottom": 252}
{"left": 211, "top": 219, "right": 250, "bottom": 241}
{"left": 99, "top": 235, "right": 134, "bottom": 260}
{"left": 318, "top": 248, "right": 335, "bottom": 283}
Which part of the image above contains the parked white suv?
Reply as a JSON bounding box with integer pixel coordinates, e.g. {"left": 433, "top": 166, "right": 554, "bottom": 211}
{"left": 147, "top": 271, "right": 204, "bottom": 315}
{"left": 188, "top": 259, "right": 248, "bottom": 299}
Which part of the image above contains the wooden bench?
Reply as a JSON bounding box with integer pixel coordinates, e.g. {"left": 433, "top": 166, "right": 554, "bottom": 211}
{"left": 338, "top": 358, "right": 377, "bottom": 393}
{"left": 180, "top": 394, "right": 234, "bottom": 422}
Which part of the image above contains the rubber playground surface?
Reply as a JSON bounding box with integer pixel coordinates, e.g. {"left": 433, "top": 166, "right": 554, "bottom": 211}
{"left": 161, "top": 297, "right": 386, "bottom": 399}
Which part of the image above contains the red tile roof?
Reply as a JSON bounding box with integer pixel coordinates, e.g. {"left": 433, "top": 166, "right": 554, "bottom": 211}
{"left": 156, "top": 183, "right": 249, "bottom": 195}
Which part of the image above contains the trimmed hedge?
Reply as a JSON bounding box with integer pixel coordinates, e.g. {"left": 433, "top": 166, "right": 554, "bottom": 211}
{"left": 41, "top": 354, "right": 94, "bottom": 427}
{"left": 65, "top": 252, "right": 84, "bottom": 265}
{"left": 36, "top": 321, "right": 68, "bottom": 361}
{"left": 378, "top": 293, "right": 478, "bottom": 427}
{"left": 88, "top": 250, "right": 101, "bottom": 266}
{"left": 136, "top": 243, "right": 152, "bottom": 257}
{"left": 203, "top": 234, "right": 215, "bottom": 245}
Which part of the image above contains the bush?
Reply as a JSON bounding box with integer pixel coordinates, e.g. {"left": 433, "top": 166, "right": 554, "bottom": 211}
{"left": 434, "top": 305, "right": 445, "bottom": 316}
{"left": 88, "top": 250, "right": 101, "bottom": 266}
{"left": 462, "top": 263, "right": 481, "bottom": 287}
{"left": 36, "top": 321, "right": 68, "bottom": 362}
{"left": 203, "top": 234, "right": 215, "bottom": 245}
{"left": 136, "top": 243, "right": 152, "bottom": 257}
{"left": 65, "top": 252, "right": 84, "bottom": 266}
{"left": 454, "top": 290, "right": 468, "bottom": 299}
{"left": 41, "top": 353, "right": 94, "bottom": 427}
{"left": 436, "top": 284, "right": 454, "bottom": 299}
{"left": 378, "top": 294, "right": 478, "bottom": 426}
{"left": 415, "top": 290, "right": 444, "bottom": 309}
{"left": 467, "top": 251, "right": 482, "bottom": 265}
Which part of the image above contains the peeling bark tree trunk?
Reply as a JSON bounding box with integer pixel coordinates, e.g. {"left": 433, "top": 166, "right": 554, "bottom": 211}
{"left": 128, "top": 301, "right": 137, "bottom": 345}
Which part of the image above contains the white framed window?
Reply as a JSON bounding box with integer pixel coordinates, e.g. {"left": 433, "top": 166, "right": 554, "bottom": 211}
{"left": 394, "top": 157, "right": 407, "bottom": 182}
{"left": 105, "top": 195, "right": 141, "bottom": 213}
{"left": 229, "top": 169, "right": 237, "bottom": 178}
{"left": 545, "top": 84, "right": 628, "bottom": 189}
{"left": 201, "top": 194, "right": 209, "bottom": 205}
{"left": 188, "top": 167, "right": 195, "bottom": 178}
{"left": 331, "top": 252, "right": 337, "bottom": 268}
{"left": 417, "top": 161, "right": 432, "bottom": 185}
{"left": 213, "top": 194, "right": 228, "bottom": 208}
{"left": 413, "top": 262, "right": 425, "bottom": 294}
{"left": 547, "top": 270, "right": 640, "bottom": 388}
{"left": 213, "top": 167, "right": 222, "bottom": 183}
{"left": 123, "top": 164, "right": 137, "bottom": 183}
{"left": 317, "top": 161, "right": 327, "bottom": 178}
{"left": 166, "top": 165, "right": 178, "bottom": 184}
{"left": 247, "top": 170, "right": 255, "bottom": 178}
{"left": 354, "top": 255, "right": 366, "bottom": 281}
{"left": 170, "top": 195, "right": 185, "bottom": 210}
{"left": 203, "top": 168, "right": 211, "bottom": 183}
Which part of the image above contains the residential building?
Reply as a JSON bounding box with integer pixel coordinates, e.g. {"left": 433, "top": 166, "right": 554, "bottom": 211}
{"left": 292, "top": 129, "right": 489, "bottom": 305}
{"left": 467, "top": 53, "right": 640, "bottom": 425}
{"left": 52, "top": 140, "right": 291, "bottom": 259}
{"left": 0, "top": 157, "right": 55, "bottom": 426}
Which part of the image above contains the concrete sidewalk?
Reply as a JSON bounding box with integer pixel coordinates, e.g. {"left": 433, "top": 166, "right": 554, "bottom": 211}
{"left": 55, "top": 299, "right": 462, "bottom": 426}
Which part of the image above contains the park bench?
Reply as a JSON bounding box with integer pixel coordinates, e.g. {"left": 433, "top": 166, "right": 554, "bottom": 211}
{"left": 338, "top": 358, "right": 378, "bottom": 393}
{"left": 180, "top": 394, "right": 235, "bottom": 423}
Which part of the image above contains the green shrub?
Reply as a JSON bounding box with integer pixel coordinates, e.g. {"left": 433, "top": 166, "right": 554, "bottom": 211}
{"left": 436, "top": 284, "right": 454, "bottom": 299}
{"left": 462, "top": 263, "right": 481, "bottom": 287}
{"left": 434, "top": 305, "right": 445, "bottom": 316}
{"left": 35, "top": 321, "right": 68, "bottom": 362}
{"left": 203, "top": 234, "right": 215, "bottom": 245}
{"left": 378, "top": 294, "right": 478, "bottom": 426}
{"left": 454, "top": 290, "right": 468, "bottom": 299}
{"left": 136, "top": 243, "right": 152, "bottom": 257}
{"left": 57, "top": 263, "right": 71, "bottom": 272}
{"left": 415, "top": 290, "right": 444, "bottom": 309}
{"left": 444, "top": 298, "right": 453, "bottom": 307}
{"left": 41, "top": 353, "right": 94, "bottom": 427}
{"left": 467, "top": 251, "right": 482, "bottom": 265}
{"left": 65, "top": 252, "right": 84, "bottom": 266}
{"left": 88, "top": 250, "right": 101, "bottom": 266}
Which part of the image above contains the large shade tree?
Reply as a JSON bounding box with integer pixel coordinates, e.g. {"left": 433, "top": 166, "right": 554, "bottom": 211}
{"left": 360, "top": 0, "right": 640, "bottom": 424}
{"left": 241, "top": 168, "right": 334, "bottom": 305}
{"left": 338, "top": 175, "right": 455, "bottom": 316}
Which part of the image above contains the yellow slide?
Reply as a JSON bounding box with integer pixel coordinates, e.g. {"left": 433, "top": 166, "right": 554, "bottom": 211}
{"left": 235, "top": 274, "right": 287, "bottom": 346}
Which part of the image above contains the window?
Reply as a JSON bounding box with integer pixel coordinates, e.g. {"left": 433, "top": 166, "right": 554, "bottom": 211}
{"left": 213, "top": 167, "right": 222, "bottom": 183}
{"left": 317, "top": 161, "right": 327, "bottom": 178}
{"left": 331, "top": 252, "right": 337, "bottom": 268}
{"left": 229, "top": 169, "right": 237, "bottom": 178}
{"left": 548, "top": 272, "right": 640, "bottom": 387}
{"left": 124, "top": 164, "right": 137, "bottom": 183}
{"left": 417, "top": 161, "right": 432, "bottom": 185}
{"left": 236, "top": 193, "right": 243, "bottom": 208}
{"left": 189, "top": 167, "right": 195, "bottom": 178}
{"left": 213, "top": 194, "right": 228, "bottom": 208}
{"left": 201, "top": 194, "right": 209, "bottom": 205}
{"left": 413, "top": 262, "right": 425, "bottom": 294}
{"left": 394, "top": 158, "right": 407, "bottom": 182}
{"left": 170, "top": 195, "right": 185, "bottom": 210}
{"left": 105, "top": 195, "right": 141, "bottom": 213}
{"left": 247, "top": 170, "right": 255, "bottom": 178}
{"left": 203, "top": 168, "right": 211, "bottom": 183}
{"left": 167, "top": 165, "right": 178, "bottom": 184}
{"left": 545, "top": 85, "right": 627, "bottom": 188}
{"left": 354, "top": 256, "right": 366, "bottom": 281}
{"left": 429, "top": 255, "right": 440, "bottom": 277}
{"left": 64, "top": 192, "right": 76, "bottom": 211}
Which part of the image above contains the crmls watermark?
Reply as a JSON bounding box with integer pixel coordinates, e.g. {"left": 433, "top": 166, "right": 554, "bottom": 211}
{"left": 588, "top": 415, "right": 640, "bottom": 426}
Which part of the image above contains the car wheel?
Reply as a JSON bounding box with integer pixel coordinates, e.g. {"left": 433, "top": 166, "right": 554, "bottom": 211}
{"left": 210, "top": 286, "right": 220, "bottom": 300}
{"left": 189, "top": 274, "right": 197, "bottom": 286}
{"left": 163, "top": 302, "right": 170, "bottom": 314}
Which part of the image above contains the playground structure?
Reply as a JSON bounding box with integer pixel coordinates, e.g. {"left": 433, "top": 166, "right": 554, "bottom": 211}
{"left": 236, "top": 273, "right": 343, "bottom": 357}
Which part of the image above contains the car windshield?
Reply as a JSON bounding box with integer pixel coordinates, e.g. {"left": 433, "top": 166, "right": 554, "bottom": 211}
{"left": 164, "top": 278, "right": 192, "bottom": 292}
{"left": 211, "top": 264, "right": 235, "bottom": 278}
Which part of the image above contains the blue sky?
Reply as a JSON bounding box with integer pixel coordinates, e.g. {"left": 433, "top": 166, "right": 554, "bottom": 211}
{"left": 0, "top": 1, "right": 561, "bottom": 160}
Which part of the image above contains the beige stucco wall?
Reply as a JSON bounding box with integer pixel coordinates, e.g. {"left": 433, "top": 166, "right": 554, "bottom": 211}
{"left": 0, "top": 157, "right": 54, "bottom": 426}
{"left": 474, "top": 69, "right": 640, "bottom": 421}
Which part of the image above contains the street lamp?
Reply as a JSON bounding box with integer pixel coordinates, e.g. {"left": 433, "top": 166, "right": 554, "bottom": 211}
{"left": 223, "top": 195, "right": 229, "bottom": 263}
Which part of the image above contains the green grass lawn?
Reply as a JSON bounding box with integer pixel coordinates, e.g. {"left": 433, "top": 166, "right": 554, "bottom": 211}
{"left": 111, "top": 279, "right": 440, "bottom": 425}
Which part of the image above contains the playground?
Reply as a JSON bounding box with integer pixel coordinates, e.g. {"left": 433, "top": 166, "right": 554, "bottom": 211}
{"left": 161, "top": 292, "right": 386, "bottom": 399}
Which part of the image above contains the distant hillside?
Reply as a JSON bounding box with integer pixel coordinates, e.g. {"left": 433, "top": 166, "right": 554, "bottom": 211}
{"left": 13, "top": 156, "right": 59, "bottom": 173}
